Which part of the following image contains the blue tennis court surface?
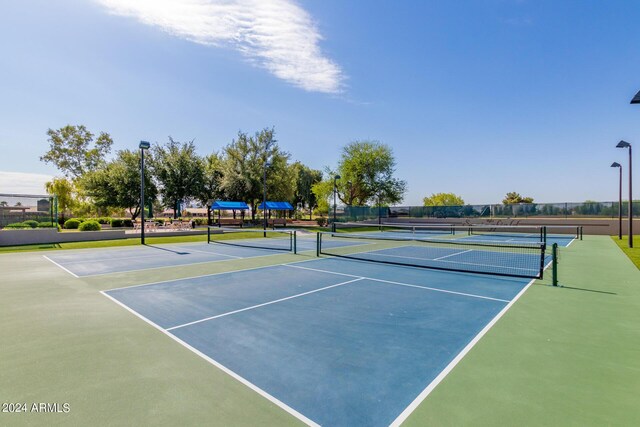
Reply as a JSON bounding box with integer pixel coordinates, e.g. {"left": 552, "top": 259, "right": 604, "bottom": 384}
{"left": 43, "top": 237, "right": 364, "bottom": 277}
{"left": 104, "top": 257, "right": 534, "bottom": 426}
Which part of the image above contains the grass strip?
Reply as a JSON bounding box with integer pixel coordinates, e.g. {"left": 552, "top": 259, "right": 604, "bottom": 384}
{"left": 612, "top": 236, "right": 640, "bottom": 269}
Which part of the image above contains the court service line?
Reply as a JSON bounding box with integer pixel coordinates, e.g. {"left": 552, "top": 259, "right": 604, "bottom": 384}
{"left": 100, "top": 291, "right": 319, "bottom": 427}
{"left": 77, "top": 250, "right": 284, "bottom": 279}
{"left": 433, "top": 249, "right": 473, "bottom": 261}
{"left": 172, "top": 246, "right": 244, "bottom": 258}
{"left": 166, "top": 277, "right": 365, "bottom": 331}
{"left": 283, "top": 264, "right": 510, "bottom": 303}
{"left": 389, "top": 276, "right": 537, "bottom": 427}
{"left": 42, "top": 255, "right": 79, "bottom": 278}
{"left": 102, "top": 256, "right": 327, "bottom": 292}
{"left": 53, "top": 247, "right": 243, "bottom": 265}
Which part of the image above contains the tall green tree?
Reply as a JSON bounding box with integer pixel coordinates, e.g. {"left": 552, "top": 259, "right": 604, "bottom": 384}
{"left": 316, "top": 140, "right": 406, "bottom": 207}
{"left": 194, "top": 152, "right": 225, "bottom": 223}
{"left": 41, "top": 125, "right": 113, "bottom": 178}
{"left": 44, "top": 177, "right": 77, "bottom": 221}
{"left": 292, "top": 162, "right": 323, "bottom": 219}
{"left": 220, "top": 128, "right": 292, "bottom": 220}
{"left": 151, "top": 138, "right": 204, "bottom": 218}
{"left": 81, "top": 150, "right": 157, "bottom": 220}
{"left": 423, "top": 193, "right": 465, "bottom": 206}
{"left": 503, "top": 192, "right": 534, "bottom": 204}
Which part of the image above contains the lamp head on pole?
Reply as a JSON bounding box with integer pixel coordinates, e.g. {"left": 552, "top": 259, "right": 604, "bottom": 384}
{"left": 334, "top": 174, "right": 341, "bottom": 181}
{"left": 631, "top": 90, "right": 640, "bottom": 104}
{"left": 139, "top": 141, "right": 151, "bottom": 150}
{"left": 616, "top": 140, "right": 631, "bottom": 149}
{"left": 611, "top": 162, "right": 621, "bottom": 168}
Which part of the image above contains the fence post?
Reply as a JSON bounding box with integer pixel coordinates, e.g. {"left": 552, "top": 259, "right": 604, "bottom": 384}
{"left": 552, "top": 243, "right": 558, "bottom": 286}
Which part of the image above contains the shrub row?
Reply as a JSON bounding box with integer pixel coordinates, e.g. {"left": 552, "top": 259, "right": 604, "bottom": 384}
{"left": 3, "top": 221, "right": 61, "bottom": 230}
{"left": 63, "top": 218, "right": 102, "bottom": 231}
{"left": 78, "top": 220, "right": 101, "bottom": 231}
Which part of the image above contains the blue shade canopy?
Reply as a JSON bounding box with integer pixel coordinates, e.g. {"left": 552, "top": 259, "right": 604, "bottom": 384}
{"left": 211, "top": 200, "right": 249, "bottom": 210}
{"left": 258, "top": 201, "right": 294, "bottom": 210}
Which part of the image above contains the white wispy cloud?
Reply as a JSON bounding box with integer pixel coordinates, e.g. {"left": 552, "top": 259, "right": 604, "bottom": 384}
{"left": 96, "top": 0, "right": 345, "bottom": 93}
{"left": 0, "top": 172, "right": 53, "bottom": 195}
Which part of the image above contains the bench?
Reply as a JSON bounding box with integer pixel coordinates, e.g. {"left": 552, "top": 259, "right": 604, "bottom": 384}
{"left": 217, "top": 218, "right": 244, "bottom": 227}
{"left": 268, "top": 218, "right": 287, "bottom": 228}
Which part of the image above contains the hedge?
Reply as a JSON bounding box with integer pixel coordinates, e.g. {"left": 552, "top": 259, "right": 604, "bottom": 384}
{"left": 64, "top": 218, "right": 82, "bottom": 229}
{"left": 78, "top": 220, "right": 101, "bottom": 231}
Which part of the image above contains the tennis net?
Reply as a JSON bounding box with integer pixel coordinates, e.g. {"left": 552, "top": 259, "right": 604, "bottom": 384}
{"left": 468, "top": 225, "right": 546, "bottom": 241}
{"left": 335, "top": 222, "right": 455, "bottom": 236}
{"left": 317, "top": 231, "right": 547, "bottom": 279}
{"left": 208, "top": 227, "right": 296, "bottom": 253}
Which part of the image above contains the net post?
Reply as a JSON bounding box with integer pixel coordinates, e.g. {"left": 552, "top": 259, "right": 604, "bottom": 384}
{"left": 542, "top": 226, "right": 547, "bottom": 245}
{"left": 293, "top": 231, "right": 297, "bottom": 254}
{"left": 316, "top": 232, "right": 321, "bottom": 257}
{"left": 552, "top": 243, "right": 558, "bottom": 286}
{"left": 579, "top": 226, "right": 583, "bottom": 240}
{"left": 207, "top": 226, "right": 211, "bottom": 244}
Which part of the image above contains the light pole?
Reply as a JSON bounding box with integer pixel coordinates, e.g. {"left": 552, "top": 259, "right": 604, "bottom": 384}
{"left": 347, "top": 180, "right": 352, "bottom": 221}
{"left": 139, "top": 141, "right": 151, "bottom": 245}
{"left": 611, "top": 162, "right": 622, "bottom": 240}
{"left": 333, "top": 174, "right": 341, "bottom": 232}
{"left": 263, "top": 161, "right": 270, "bottom": 236}
{"left": 616, "top": 140, "right": 633, "bottom": 248}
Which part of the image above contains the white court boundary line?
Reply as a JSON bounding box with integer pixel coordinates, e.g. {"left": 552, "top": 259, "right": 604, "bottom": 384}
{"left": 166, "top": 277, "right": 365, "bottom": 331}
{"left": 100, "top": 291, "right": 319, "bottom": 427}
{"left": 389, "top": 275, "right": 537, "bottom": 426}
{"left": 42, "top": 255, "right": 79, "bottom": 278}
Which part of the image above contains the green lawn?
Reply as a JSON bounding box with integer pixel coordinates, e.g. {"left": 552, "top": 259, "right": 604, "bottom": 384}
{"left": 612, "top": 236, "right": 640, "bottom": 269}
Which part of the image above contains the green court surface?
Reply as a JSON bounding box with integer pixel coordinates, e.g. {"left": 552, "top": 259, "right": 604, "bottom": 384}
{"left": 0, "top": 235, "right": 638, "bottom": 426}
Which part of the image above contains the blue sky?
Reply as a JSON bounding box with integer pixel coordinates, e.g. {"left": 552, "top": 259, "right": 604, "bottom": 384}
{"left": 0, "top": 0, "right": 639, "bottom": 204}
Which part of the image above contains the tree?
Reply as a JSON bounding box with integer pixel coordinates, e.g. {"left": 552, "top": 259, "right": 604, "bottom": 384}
{"left": 423, "top": 193, "right": 465, "bottom": 206}
{"left": 292, "top": 162, "right": 323, "bottom": 219}
{"left": 194, "top": 152, "right": 225, "bottom": 224}
{"left": 318, "top": 140, "right": 406, "bottom": 206}
{"left": 151, "top": 138, "right": 204, "bottom": 218}
{"left": 0, "top": 201, "right": 7, "bottom": 207}
{"left": 311, "top": 179, "right": 333, "bottom": 217}
{"left": 45, "top": 177, "right": 77, "bottom": 221}
{"left": 41, "top": 125, "right": 113, "bottom": 178}
{"left": 502, "top": 192, "right": 534, "bottom": 204}
{"left": 220, "top": 128, "right": 292, "bottom": 220}
{"left": 81, "top": 149, "right": 157, "bottom": 220}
